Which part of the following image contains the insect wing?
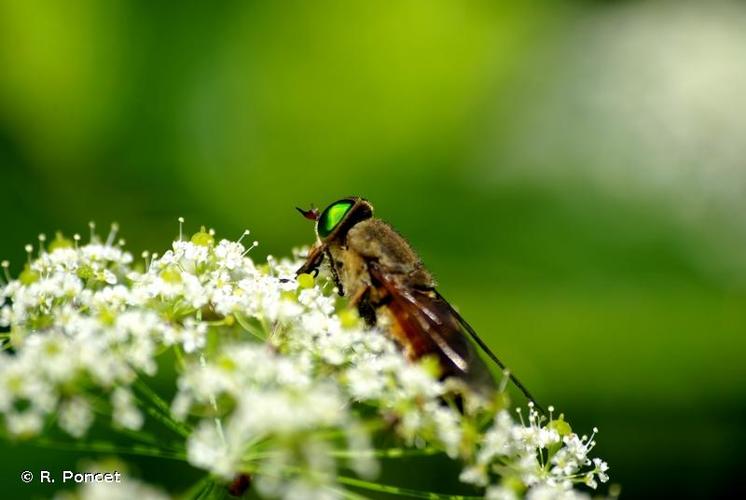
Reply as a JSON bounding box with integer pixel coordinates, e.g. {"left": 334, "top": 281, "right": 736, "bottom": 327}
{"left": 369, "top": 264, "right": 495, "bottom": 391}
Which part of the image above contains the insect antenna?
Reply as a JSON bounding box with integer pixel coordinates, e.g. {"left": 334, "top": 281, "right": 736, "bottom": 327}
{"left": 296, "top": 206, "right": 320, "bottom": 221}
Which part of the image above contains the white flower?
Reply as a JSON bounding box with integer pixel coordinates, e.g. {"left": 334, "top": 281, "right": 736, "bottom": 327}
{"left": 172, "top": 240, "right": 209, "bottom": 266}
{"left": 486, "top": 485, "right": 519, "bottom": 500}
{"left": 187, "top": 422, "right": 239, "bottom": 479}
{"left": 526, "top": 484, "right": 590, "bottom": 500}
{"left": 214, "top": 240, "right": 249, "bottom": 270}
{"left": 111, "top": 388, "right": 143, "bottom": 430}
{"left": 0, "top": 225, "right": 610, "bottom": 499}
{"left": 431, "top": 404, "right": 462, "bottom": 457}
{"left": 466, "top": 405, "right": 608, "bottom": 495}
{"left": 5, "top": 410, "right": 44, "bottom": 437}
{"left": 398, "top": 364, "right": 443, "bottom": 399}
{"left": 593, "top": 457, "right": 610, "bottom": 483}
{"left": 54, "top": 463, "right": 169, "bottom": 500}
{"left": 59, "top": 397, "right": 94, "bottom": 438}
{"left": 77, "top": 481, "right": 169, "bottom": 500}
{"left": 345, "top": 361, "right": 387, "bottom": 400}
{"left": 181, "top": 318, "right": 207, "bottom": 353}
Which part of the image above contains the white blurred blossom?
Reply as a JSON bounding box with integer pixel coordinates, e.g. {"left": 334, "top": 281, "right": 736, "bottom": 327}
{"left": 0, "top": 225, "right": 611, "bottom": 499}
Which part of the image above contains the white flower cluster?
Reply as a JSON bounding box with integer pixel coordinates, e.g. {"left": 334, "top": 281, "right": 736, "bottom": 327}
{"left": 0, "top": 225, "right": 610, "bottom": 499}
{"left": 463, "top": 405, "right": 610, "bottom": 500}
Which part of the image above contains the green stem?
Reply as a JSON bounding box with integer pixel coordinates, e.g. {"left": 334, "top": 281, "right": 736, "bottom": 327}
{"left": 133, "top": 378, "right": 173, "bottom": 415}
{"left": 329, "top": 447, "right": 442, "bottom": 459}
{"left": 247, "top": 446, "right": 442, "bottom": 462}
{"left": 133, "top": 378, "right": 191, "bottom": 437}
{"left": 174, "top": 344, "right": 187, "bottom": 371}
{"left": 263, "top": 464, "right": 481, "bottom": 500}
{"left": 30, "top": 438, "right": 186, "bottom": 461}
{"left": 179, "top": 475, "right": 216, "bottom": 500}
{"left": 193, "top": 480, "right": 219, "bottom": 500}
{"left": 113, "top": 424, "right": 183, "bottom": 451}
{"left": 234, "top": 312, "right": 267, "bottom": 341}
{"left": 334, "top": 474, "right": 482, "bottom": 500}
{"left": 141, "top": 404, "right": 191, "bottom": 438}
{"left": 327, "top": 485, "right": 369, "bottom": 500}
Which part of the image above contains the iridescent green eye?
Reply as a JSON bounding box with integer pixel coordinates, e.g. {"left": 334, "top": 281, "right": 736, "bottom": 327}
{"left": 317, "top": 200, "right": 354, "bottom": 238}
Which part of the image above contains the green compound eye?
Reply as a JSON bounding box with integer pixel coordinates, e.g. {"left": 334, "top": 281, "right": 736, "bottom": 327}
{"left": 317, "top": 199, "right": 354, "bottom": 238}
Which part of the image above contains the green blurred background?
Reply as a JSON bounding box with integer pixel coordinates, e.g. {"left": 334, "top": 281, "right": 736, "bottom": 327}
{"left": 1, "top": 1, "right": 745, "bottom": 498}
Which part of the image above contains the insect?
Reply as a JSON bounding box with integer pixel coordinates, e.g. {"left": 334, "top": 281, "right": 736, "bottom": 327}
{"left": 296, "top": 196, "right": 541, "bottom": 409}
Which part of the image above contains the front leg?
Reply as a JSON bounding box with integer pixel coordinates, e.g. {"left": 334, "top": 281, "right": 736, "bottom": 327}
{"left": 348, "top": 281, "right": 393, "bottom": 327}
{"left": 348, "top": 284, "right": 378, "bottom": 326}
{"left": 347, "top": 283, "right": 370, "bottom": 308}
{"left": 296, "top": 242, "right": 326, "bottom": 276}
{"left": 325, "top": 247, "right": 345, "bottom": 296}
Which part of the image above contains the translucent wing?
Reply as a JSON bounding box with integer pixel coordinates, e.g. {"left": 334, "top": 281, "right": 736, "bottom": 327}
{"left": 433, "top": 289, "right": 543, "bottom": 411}
{"left": 368, "top": 263, "right": 496, "bottom": 394}
{"left": 369, "top": 262, "right": 542, "bottom": 409}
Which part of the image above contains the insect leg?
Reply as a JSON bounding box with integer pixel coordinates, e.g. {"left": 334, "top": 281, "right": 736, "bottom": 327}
{"left": 356, "top": 288, "right": 377, "bottom": 326}
{"left": 296, "top": 243, "right": 326, "bottom": 276}
{"left": 347, "top": 283, "right": 370, "bottom": 307}
{"left": 324, "top": 247, "right": 345, "bottom": 296}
